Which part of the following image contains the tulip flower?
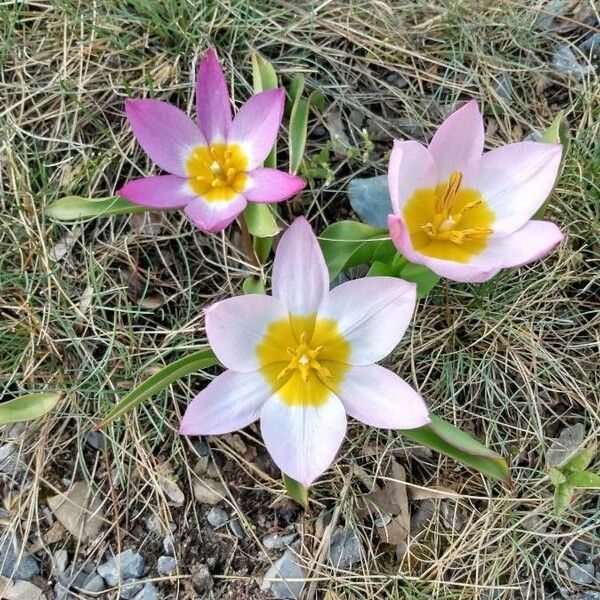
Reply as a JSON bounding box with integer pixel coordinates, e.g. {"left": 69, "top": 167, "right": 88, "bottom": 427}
{"left": 180, "top": 218, "right": 429, "bottom": 486}
{"left": 118, "top": 49, "right": 305, "bottom": 232}
{"left": 388, "top": 100, "right": 564, "bottom": 283}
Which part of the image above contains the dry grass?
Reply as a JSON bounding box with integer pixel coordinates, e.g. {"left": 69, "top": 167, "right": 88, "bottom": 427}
{"left": 1, "top": 0, "right": 599, "bottom": 598}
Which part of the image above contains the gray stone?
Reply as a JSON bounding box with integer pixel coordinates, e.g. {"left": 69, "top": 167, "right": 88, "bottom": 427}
{"left": 228, "top": 519, "right": 245, "bottom": 539}
{"left": 157, "top": 556, "right": 177, "bottom": 576}
{"left": 54, "top": 581, "right": 74, "bottom": 600}
{"left": 190, "top": 563, "right": 213, "bottom": 593}
{"left": 440, "top": 501, "right": 467, "bottom": 532}
{"left": 580, "top": 32, "right": 600, "bottom": 56}
{"left": 53, "top": 549, "right": 69, "bottom": 576}
{"left": 348, "top": 175, "right": 392, "bottom": 228}
{"left": 162, "top": 535, "right": 175, "bottom": 556}
{"left": 207, "top": 507, "right": 229, "bottom": 528}
{"left": 576, "top": 594, "right": 600, "bottom": 600}
{"left": 86, "top": 431, "right": 106, "bottom": 452}
{"left": 119, "top": 578, "right": 144, "bottom": 599}
{"left": 551, "top": 46, "right": 593, "bottom": 79}
{"left": 385, "top": 72, "right": 408, "bottom": 89}
{"left": 133, "top": 583, "right": 158, "bottom": 600}
{"left": 328, "top": 527, "right": 363, "bottom": 568}
{"left": 97, "top": 549, "right": 146, "bottom": 586}
{"left": 568, "top": 563, "right": 596, "bottom": 585}
{"left": 261, "top": 550, "right": 307, "bottom": 599}
{"left": 411, "top": 499, "right": 436, "bottom": 535}
{"left": 0, "top": 537, "right": 40, "bottom": 580}
{"left": 263, "top": 533, "right": 298, "bottom": 550}
{"left": 79, "top": 572, "right": 106, "bottom": 593}
{"left": 192, "top": 437, "right": 210, "bottom": 456}
{"left": 571, "top": 540, "right": 594, "bottom": 561}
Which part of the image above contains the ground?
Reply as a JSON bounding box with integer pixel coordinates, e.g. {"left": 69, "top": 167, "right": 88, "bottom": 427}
{"left": 1, "top": 1, "right": 599, "bottom": 599}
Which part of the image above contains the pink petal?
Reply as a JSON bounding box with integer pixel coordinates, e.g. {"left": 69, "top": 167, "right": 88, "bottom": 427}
{"left": 230, "top": 89, "right": 285, "bottom": 169}
{"left": 388, "top": 140, "right": 436, "bottom": 214}
{"left": 478, "top": 220, "right": 563, "bottom": 268}
{"left": 196, "top": 48, "right": 232, "bottom": 144}
{"left": 338, "top": 365, "right": 429, "bottom": 429}
{"left": 466, "top": 141, "right": 562, "bottom": 235}
{"left": 316, "top": 276, "right": 416, "bottom": 365}
{"left": 118, "top": 175, "right": 195, "bottom": 208}
{"left": 125, "top": 99, "right": 206, "bottom": 177}
{"left": 260, "top": 387, "right": 347, "bottom": 487}
{"left": 428, "top": 100, "right": 484, "bottom": 181}
{"left": 244, "top": 169, "right": 305, "bottom": 203}
{"left": 184, "top": 194, "right": 247, "bottom": 233}
{"left": 272, "top": 217, "right": 329, "bottom": 316}
{"left": 205, "top": 293, "right": 288, "bottom": 372}
{"left": 388, "top": 215, "right": 502, "bottom": 283}
{"left": 180, "top": 369, "right": 269, "bottom": 435}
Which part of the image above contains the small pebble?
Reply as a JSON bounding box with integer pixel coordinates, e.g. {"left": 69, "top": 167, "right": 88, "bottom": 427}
{"left": 86, "top": 430, "right": 106, "bottom": 452}
{"left": 328, "top": 527, "right": 363, "bottom": 568}
{"left": 261, "top": 550, "right": 306, "bottom": 599}
{"left": 157, "top": 555, "right": 177, "bottom": 576}
{"left": 263, "top": 533, "right": 298, "bottom": 550}
{"left": 0, "top": 536, "right": 40, "bottom": 580}
{"left": 53, "top": 549, "right": 69, "bottom": 576}
{"left": 119, "top": 578, "right": 143, "bottom": 599}
{"left": 80, "top": 572, "right": 106, "bottom": 594}
{"left": 133, "top": 583, "right": 158, "bottom": 600}
{"left": 190, "top": 563, "right": 214, "bottom": 593}
{"left": 207, "top": 507, "right": 229, "bottom": 528}
{"left": 568, "top": 563, "right": 596, "bottom": 585}
{"left": 229, "top": 519, "right": 245, "bottom": 539}
{"left": 163, "top": 535, "right": 175, "bottom": 556}
{"left": 97, "top": 549, "right": 146, "bottom": 587}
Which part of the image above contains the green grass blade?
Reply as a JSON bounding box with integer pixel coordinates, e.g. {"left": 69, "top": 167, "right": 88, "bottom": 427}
{"left": 95, "top": 348, "right": 218, "bottom": 429}
{"left": 0, "top": 392, "right": 62, "bottom": 426}
{"left": 46, "top": 196, "right": 147, "bottom": 221}
{"left": 283, "top": 473, "right": 308, "bottom": 508}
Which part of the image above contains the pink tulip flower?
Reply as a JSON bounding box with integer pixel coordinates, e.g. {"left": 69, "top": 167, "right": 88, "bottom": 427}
{"left": 118, "top": 49, "right": 305, "bottom": 233}
{"left": 388, "top": 100, "right": 564, "bottom": 283}
{"left": 180, "top": 217, "right": 429, "bottom": 486}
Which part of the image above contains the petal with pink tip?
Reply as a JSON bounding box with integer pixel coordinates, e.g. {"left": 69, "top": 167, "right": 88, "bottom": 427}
{"left": 230, "top": 89, "right": 285, "bottom": 169}
{"left": 428, "top": 100, "right": 485, "bottom": 181}
{"left": 272, "top": 217, "right": 329, "bottom": 317}
{"left": 317, "top": 276, "right": 416, "bottom": 365}
{"left": 125, "top": 99, "right": 205, "bottom": 177}
{"left": 260, "top": 386, "right": 347, "bottom": 487}
{"left": 337, "top": 365, "right": 429, "bottom": 429}
{"left": 184, "top": 194, "right": 247, "bottom": 233}
{"left": 180, "top": 369, "right": 269, "bottom": 435}
{"left": 467, "top": 141, "right": 562, "bottom": 235}
{"left": 118, "top": 175, "right": 195, "bottom": 208}
{"left": 388, "top": 140, "right": 437, "bottom": 214}
{"left": 388, "top": 215, "right": 502, "bottom": 283}
{"left": 477, "top": 220, "right": 563, "bottom": 268}
{"left": 244, "top": 169, "right": 305, "bottom": 203}
{"left": 196, "top": 48, "right": 232, "bottom": 144}
{"left": 205, "top": 293, "right": 288, "bottom": 372}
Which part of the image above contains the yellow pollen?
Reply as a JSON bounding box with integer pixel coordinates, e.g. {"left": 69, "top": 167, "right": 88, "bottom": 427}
{"left": 403, "top": 171, "right": 496, "bottom": 263}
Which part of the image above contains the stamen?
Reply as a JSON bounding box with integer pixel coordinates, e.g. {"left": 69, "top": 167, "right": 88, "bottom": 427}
{"left": 462, "top": 227, "right": 493, "bottom": 240}
{"left": 435, "top": 171, "right": 463, "bottom": 213}
{"left": 421, "top": 223, "right": 436, "bottom": 237}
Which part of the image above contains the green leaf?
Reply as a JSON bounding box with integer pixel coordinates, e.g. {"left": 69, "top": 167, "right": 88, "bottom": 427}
{"left": 401, "top": 414, "right": 510, "bottom": 482}
{"left": 563, "top": 444, "right": 596, "bottom": 474}
{"left": 319, "top": 220, "right": 393, "bottom": 280}
{"left": 253, "top": 235, "right": 273, "bottom": 263}
{"left": 367, "top": 261, "right": 397, "bottom": 277}
{"left": 0, "top": 392, "right": 62, "bottom": 426}
{"left": 568, "top": 471, "right": 600, "bottom": 489}
{"left": 283, "top": 473, "right": 308, "bottom": 508}
{"left": 95, "top": 348, "right": 218, "bottom": 429}
{"left": 287, "top": 74, "right": 305, "bottom": 113}
{"left": 242, "top": 275, "right": 266, "bottom": 295}
{"left": 549, "top": 467, "right": 567, "bottom": 486}
{"left": 399, "top": 262, "right": 441, "bottom": 298}
{"left": 243, "top": 203, "right": 279, "bottom": 238}
{"left": 46, "top": 196, "right": 147, "bottom": 221}
{"left": 554, "top": 481, "right": 574, "bottom": 515}
{"left": 251, "top": 52, "right": 278, "bottom": 169}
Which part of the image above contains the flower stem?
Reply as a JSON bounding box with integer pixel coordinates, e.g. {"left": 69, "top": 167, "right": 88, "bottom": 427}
{"left": 238, "top": 213, "right": 260, "bottom": 267}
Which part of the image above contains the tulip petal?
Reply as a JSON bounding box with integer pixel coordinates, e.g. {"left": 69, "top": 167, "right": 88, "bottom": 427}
{"left": 196, "top": 48, "right": 232, "bottom": 144}
{"left": 388, "top": 215, "right": 502, "bottom": 283}
{"left": 478, "top": 220, "right": 563, "bottom": 268}
{"left": 260, "top": 386, "right": 347, "bottom": 486}
{"left": 467, "top": 141, "right": 562, "bottom": 235}
{"left": 230, "top": 89, "right": 285, "bottom": 169}
{"left": 184, "top": 194, "right": 247, "bottom": 233}
{"left": 125, "top": 99, "right": 205, "bottom": 177}
{"left": 337, "top": 365, "right": 429, "bottom": 429}
{"left": 205, "top": 293, "right": 288, "bottom": 372}
{"left": 272, "top": 217, "right": 329, "bottom": 317}
{"left": 118, "top": 175, "right": 195, "bottom": 208}
{"left": 388, "top": 140, "right": 437, "bottom": 214}
{"left": 428, "top": 100, "right": 485, "bottom": 181}
{"left": 180, "top": 369, "right": 269, "bottom": 435}
{"left": 316, "top": 276, "right": 416, "bottom": 365}
{"left": 244, "top": 169, "right": 305, "bottom": 203}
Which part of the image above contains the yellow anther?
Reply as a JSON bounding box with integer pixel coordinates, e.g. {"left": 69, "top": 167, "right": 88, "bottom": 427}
{"left": 276, "top": 331, "right": 331, "bottom": 384}
{"left": 435, "top": 171, "right": 463, "bottom": 213}
{"left": 461, "top": 227, "right": 493, "bottom": 240}
{"left": 421, "top": 223, "right": 436, "bottom": 237}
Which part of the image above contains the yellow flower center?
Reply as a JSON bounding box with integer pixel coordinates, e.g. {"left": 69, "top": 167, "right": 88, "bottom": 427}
{"left": 186, "top": 143, "right": 248, "bottom": 202}
{"left": 256, "top": 315, "right": 350, "bottom": 407}
{"left": 403, "top": 171, "right": 495, "bottom": 263}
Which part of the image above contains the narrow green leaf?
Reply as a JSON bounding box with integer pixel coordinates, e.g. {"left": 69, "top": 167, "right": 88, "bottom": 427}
{"left": 319, "top": 220, "right": 392, "bottom": 279}
{"left": 554, "top": 482, "right": 574, "bottom": 515}
{"left": 563, "top": 444, "right": 596, "bottom": 474}
{"left": 568, "top": 471, "right": 600, "bottom": 489}
{"left": 253, "top": 235, "right": 273, "bottom": 263}
{"left": 283, "top": 473, "right": 308, "bottom": 508}
{"left": 95, "top": 348, "right": 218, "bottom": 429}
{"left": 287, "top": 74, "right": 305, "bottom": 113}
{"left": 0, "top": 392, "right": 62, "bottom": 426}
{"left": 401, "top": 415, "right": 510, "bottom": 482}
{"left": 251, "top": 52, "right": 278, "bottom": 168}
{"left": 399, "top": 262, "right": 441, "bottom": 298}
{"left": 243, "top": 203, "right": 279, "bottom": 238}
{"left": 289, "top": 97, "right": 310, "bottom": 175}
{"left": 46, "top": 196, "right": 147, "bottom": 221}
{"left": 242, "top": 275, "right": 266, "bottom": 295}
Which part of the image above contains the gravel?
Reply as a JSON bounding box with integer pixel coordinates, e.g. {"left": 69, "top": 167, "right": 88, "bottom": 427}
{"left": 157, "top": 556, "right": 177, "bottom": 576}
{"left": 328, "top": 527, "right": 363, "bottom": 568}
{"left": 133, "top": 583, "right": 159, "bottom": 600}
{"left": 568, "top": 563, "right": 596, "bottom": 585}
{"left": 0, "top": 536, "right": 40, "bottom": 580}
{"left": 119, "top": 578, "right": 144, "bottom": 599}
{"left": 263, "top": 532, "right": 298, "bottom": 550}
{"left": 97, "top": 549, "right": 146, "bottom": 586}
{"left": 261, "top": 550, "right": 307, "bottom": 599}
{"left": 207, "top": 507, "right": 229, "bottom": 528}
